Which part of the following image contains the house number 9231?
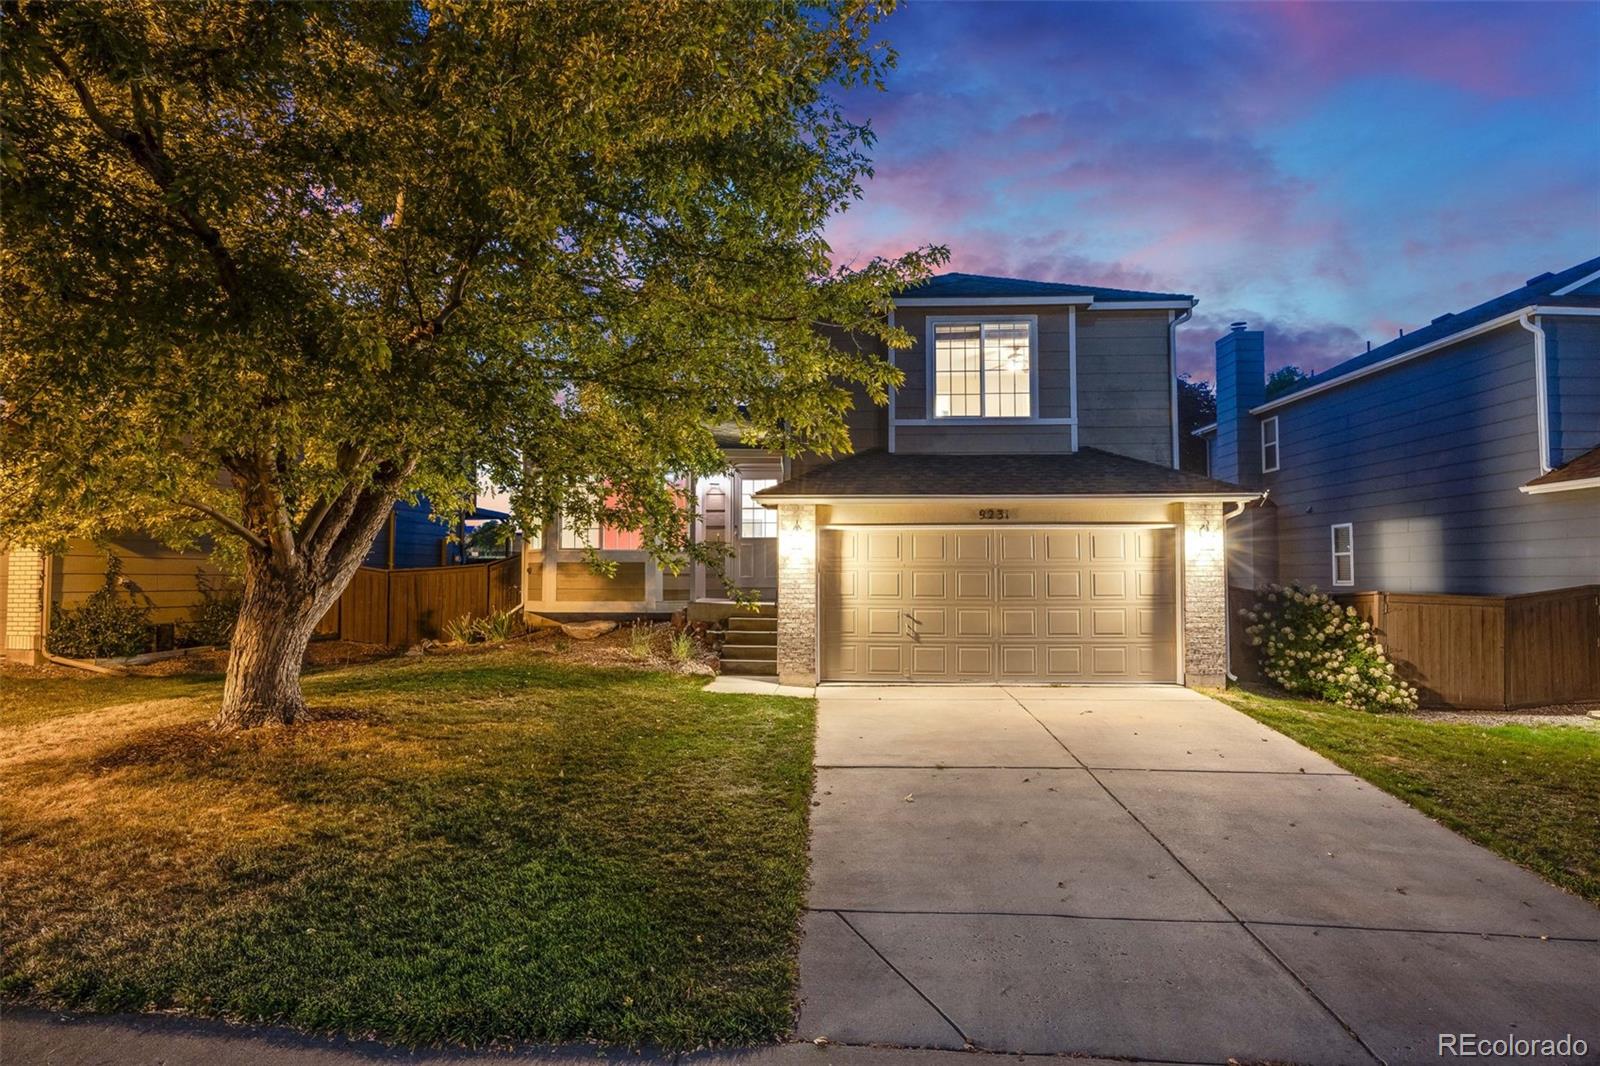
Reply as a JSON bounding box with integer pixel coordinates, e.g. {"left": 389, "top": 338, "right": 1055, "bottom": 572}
{"left": 977, "top": 508, "right": 1011, "bottom": 521}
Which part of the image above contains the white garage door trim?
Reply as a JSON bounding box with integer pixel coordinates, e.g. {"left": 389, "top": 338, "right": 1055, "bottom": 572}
{"left": 819, "top": 524, "right": 1180, "bottom": 684}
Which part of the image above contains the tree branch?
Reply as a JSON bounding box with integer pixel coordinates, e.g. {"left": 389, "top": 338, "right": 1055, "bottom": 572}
{"left": 182, "top": 499, "right": 270, "bottom": 553}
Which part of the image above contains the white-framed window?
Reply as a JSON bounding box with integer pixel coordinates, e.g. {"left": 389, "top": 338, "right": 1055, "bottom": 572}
{"left": 560, "top": 519, "right": 601, "bottom": 550}
{"left": 1330, "top": 523, "right": 1354, "bottom": 587}
{"left": 931, "top": 318, "right": 1034, "bottom": 419}
{"left": 1261, "top": 416, "right": 1280, "bottom": 473}
{"left": 740, "top": 478, "right": 777, "bottom": 538}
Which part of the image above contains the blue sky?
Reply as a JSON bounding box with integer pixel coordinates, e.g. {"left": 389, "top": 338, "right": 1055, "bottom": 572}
{"left": 825, "top": 0, "right": 1600, "bottom": 381}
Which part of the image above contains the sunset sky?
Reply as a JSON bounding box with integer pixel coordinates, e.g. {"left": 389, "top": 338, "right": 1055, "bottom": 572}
{"left": 826, "top": 0, "right": 1600, "bottom": 381}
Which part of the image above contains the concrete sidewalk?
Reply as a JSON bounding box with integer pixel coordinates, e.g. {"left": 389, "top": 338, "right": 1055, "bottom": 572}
{"left": 4, "top": 1007, "right": 1115, "bottom": 1066}
{"left": 799, "top": 685, "right": 1600, "bottom": 1066}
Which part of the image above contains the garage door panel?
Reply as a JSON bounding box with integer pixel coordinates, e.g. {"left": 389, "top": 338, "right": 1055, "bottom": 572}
{"left": 1000, "top": 645, "right": 1038, "bottom": 675}
{"left": 956, "top": 608, "right": 992, "bottom": 637}
{"left": 1002, "top": 608, "right": 1037, "bottom": 636}
{"left": 955, "top": 645, "right": 993, "bottom": 676}
{"left": 1045, "top": 571, "right": 1082, "bottom": 599}
{"left": 910, "top": 570, "right": 948, "bottom": 598}
{"left": 1091, "top": 571, "right": 1127, "bottom": 598}
{"left": 999, "top": 531, "right": 1037, "bottom": 561}
{"left": 1046, "top": 608, "right": 1081, "bottom": 636}
{"left": 955, "top": 570, "right": 992, "bottom": 599}
{"left": 820, "top": 527, "right": 1176, "bottom": 683}
{"left": 1090, "top": 531, "right": 1128, "bottom": 560}
{"left": 866, "top": 607, "right": 904, "bottom": 636}
{"left": 1000, "top": 570, "right": 1037, "bottom": 598}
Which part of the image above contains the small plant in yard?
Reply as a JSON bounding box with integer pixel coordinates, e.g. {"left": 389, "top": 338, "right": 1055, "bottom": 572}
{"left": 178, "top": 574, "right": 242, "bottom": 648}
{"left": 1242, "top": 581, "right": 1418, "bottom": 712}
{"left": 44, "top": 557, "right": 152, "bottom": 659}
{"left": 629, "top": 621, "right": 654, "bottom": 661}
{"left": 442, "top": 608, "right": 522, "bottom": 646}
{"left": 671, "top": 628, "right": 696, "bottom": 664}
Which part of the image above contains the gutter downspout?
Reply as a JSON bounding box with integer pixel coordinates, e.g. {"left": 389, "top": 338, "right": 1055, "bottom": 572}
{"left": 1169, "top": 308, "right": 1194, "bottom": 468}
{"left": 1221, "top": 493, "right": 1264, "bottom": 683}
{"left": 1518, "top": 312, "right": 1552, "bottom": 474}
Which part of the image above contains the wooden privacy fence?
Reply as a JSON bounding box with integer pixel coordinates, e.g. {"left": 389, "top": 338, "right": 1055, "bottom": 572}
{"left": 315, "top": 558, "right": 521, "bottom": 646}
{"left": 1231, "top": 584, "right": 1600, "bottom": 709}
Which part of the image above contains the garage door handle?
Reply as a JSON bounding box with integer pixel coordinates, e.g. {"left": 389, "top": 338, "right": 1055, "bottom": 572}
{"left": 903, "top": 613, "right": 919, "bottom": 625}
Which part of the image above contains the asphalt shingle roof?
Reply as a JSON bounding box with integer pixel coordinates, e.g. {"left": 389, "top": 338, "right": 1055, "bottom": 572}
{"left": 756, "top": 448, "right": 1253, "bottom": 499}
{"left": 1523, "top": 444, "right": 1600, "bottom": 489}
{"left": 1269, "top": 256, "right": 1600, "bottom": 405}
{"left": 899, "top": 272, "right": 1194, "bottom": 304}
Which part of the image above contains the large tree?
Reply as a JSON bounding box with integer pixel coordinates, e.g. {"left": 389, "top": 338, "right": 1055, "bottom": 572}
{"left": 1, "top": 1, "right": 940, "bottom": 728}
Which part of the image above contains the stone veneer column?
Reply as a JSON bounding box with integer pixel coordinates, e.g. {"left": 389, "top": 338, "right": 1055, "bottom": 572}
{"left": 5, "top": 548, "right": 46, "bottom": 665}
{"left": 1182, "top": 501, "right": 1227, "bottom": 688}
{"left": 776, "top": 504, "right": 818, "bottom": 686}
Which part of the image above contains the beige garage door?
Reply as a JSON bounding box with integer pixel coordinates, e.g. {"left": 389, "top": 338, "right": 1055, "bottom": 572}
{"left": 820, "top": 527, "right": 1176, "bottom": 683}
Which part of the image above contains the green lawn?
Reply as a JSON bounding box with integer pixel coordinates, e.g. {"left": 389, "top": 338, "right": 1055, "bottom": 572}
{"left": 0, "top": 648, "right": 816, "bottom": 1048}
{"left": 1214, "top": 686, "right": 1600, "bottom": 904}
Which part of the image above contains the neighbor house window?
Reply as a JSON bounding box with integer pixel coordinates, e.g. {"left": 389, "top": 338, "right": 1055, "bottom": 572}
{"left": 932, "top": 319, "right": 1032, "bottom": 418}
{"left": 559, "top": 518, "right": 643, "bottom": 551}
{"left": 740, "top": 478, "right": 777, "bottom": 538}
{"left": 1330, "top": 523, "right": 1354, "bottom": 587}
{"left": 1261, "top": 416, "right": 1280, "bottom": 473}
{"left": 560, "top": 519, "right": 601, "bottom": 550}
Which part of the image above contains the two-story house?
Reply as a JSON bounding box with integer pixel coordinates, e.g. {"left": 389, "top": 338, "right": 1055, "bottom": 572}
{"left": 1195, "top": 257, "right": 1600, "bottom": 598}
{"left": 523, "top": 272, "right": 1260, "bottom": 688}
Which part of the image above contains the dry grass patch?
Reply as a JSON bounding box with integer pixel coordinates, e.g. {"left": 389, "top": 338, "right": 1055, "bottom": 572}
{"left": 1, "top": 647, "right": 815, "bottom": 1048}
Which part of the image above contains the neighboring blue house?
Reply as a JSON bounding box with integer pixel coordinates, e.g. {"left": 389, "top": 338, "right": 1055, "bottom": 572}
{"left": 364, "top": 497, "right": 511, "bottom": 569}
{"left": 1196, "top": 257, "right": 1600, "bottom": 596}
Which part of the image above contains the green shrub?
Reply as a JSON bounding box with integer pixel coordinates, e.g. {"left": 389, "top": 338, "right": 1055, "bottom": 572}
{"left": 628, "top": 621, "right": 654, "bottom": 661}
{"left": 670, "top": 628, "right": 695, "bottom": 663}
{"left": 45, "top": 557, "right": 153, "bottom": 659}
{"left": 179, "top": 576, "right": 241, "bottom": 647}
{"left": 1241, "top": 581, "right": 1417, "bottom": 712}
{"left": 442, "top": 608, "right": 522, "bottom": 646}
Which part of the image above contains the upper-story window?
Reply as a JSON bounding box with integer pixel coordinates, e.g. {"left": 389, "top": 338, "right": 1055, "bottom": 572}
{"left": 1261, "top": 416, "right": 1280, "bottom": 473}
{"left": 1330, "top": 522, "right": 1354, "bottom": 586}
{"left": 932, "top": 318, "right": 1033, "bottom": 419}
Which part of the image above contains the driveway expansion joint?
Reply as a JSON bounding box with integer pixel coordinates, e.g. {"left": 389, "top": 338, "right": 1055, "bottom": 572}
{"left": 1003, "top": 688, "right": 1387, "bottom": 1066}
{"left": 832, "top": 910, "right": 973, "bottom": 1049}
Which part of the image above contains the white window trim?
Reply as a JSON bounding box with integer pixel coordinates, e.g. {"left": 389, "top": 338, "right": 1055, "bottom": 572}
{"left": 1330, "top": 522, "right": 1354, "bottom": 587}
{"left": 923, "top": 314, "right": 1047, "bottom": 424}
{"left": 1261, "top": 416, "right": 1280, "bottom": 473}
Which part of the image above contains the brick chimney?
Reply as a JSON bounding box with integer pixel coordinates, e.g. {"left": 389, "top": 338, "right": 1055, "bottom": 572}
{"left": 1212, "top": 322, "right": 1265, "bottom": 486}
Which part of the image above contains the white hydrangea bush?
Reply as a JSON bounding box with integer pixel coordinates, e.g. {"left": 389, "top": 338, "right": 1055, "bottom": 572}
{"left": 1240, "top": 581, "right": 1418, "bottom": 712}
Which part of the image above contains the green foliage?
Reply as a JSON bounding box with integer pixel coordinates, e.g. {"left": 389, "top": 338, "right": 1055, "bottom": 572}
{"left": 178, "top": 575, "right": 241, "bottom": 648}
{"left": 629, "top": 621, "right": 654, "bottom": 661}
{"left": 1265, "top": 365, "right": 1312, "bottom": 400}
{"left": 671, "top": 628, "right": 696, "bottom": 664}
{"left": 1, "top": 1, "right": 942, "bottom": 596}
{"left": 43, "top": 557, "right": 152, "bottom": 659}
{"left": 1241, "top": 582, "right": 1418, "bottom": 712}
{"left": 442, "top": 608, "right": 522, "bottom": 646}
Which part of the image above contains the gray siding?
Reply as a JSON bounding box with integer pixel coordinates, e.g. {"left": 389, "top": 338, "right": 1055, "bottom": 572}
{"left": 890, "top": 304, "right": 1074, "bottom": 453}
{"left": 1263, "top": 322, "right": 1599, "bottom": 596}
{"left": 1545, "top": 314, "right": 1600, "bottom": 467}
{"left": 887, "top": 304, "right": 1174, "bottom": 461}
{"left": 1074, "top": 310, "right": 1175, "bottom": 465}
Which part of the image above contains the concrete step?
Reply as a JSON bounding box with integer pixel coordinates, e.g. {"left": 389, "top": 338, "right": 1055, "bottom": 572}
{"left": 722, "top": 642, "right": 776, "bottom": 662}
{"left": 727, "top": 615, "right": 778, "bottom": 633}
{"left": 721, "top": 658, "right": 779, "bottom": 677}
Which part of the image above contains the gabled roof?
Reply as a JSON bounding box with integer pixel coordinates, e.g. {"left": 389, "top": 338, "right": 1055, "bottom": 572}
{"left": 1521, "top": 444, "right": 1600, "bottom": 494}
{"left": 1258, "top": 256, "right": 1600, "bottom": 412}
{"left": 756, "top": 448, "right": 1254, "bottom": 500}
{"left": 898, "top": 272, "right": 1194, "bottom": 305}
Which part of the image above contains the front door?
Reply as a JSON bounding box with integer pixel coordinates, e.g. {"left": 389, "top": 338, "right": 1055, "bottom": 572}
{"left": 732, "top": 470, "right": 779, "bottom": 598}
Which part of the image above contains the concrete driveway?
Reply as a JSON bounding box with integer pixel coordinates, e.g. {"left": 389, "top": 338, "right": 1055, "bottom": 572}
{"left": 800, "top": 685, "right": 1600, "bottom": 1065}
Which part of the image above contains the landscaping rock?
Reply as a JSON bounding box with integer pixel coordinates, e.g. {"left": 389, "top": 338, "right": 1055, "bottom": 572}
{"left": 561, "top": 620, "right": 618, "bottom": 641}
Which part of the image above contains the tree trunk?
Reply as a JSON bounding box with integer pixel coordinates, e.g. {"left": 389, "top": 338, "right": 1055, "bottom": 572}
{"left": 214, "top": 559, "right": 326, "bottom": 730}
